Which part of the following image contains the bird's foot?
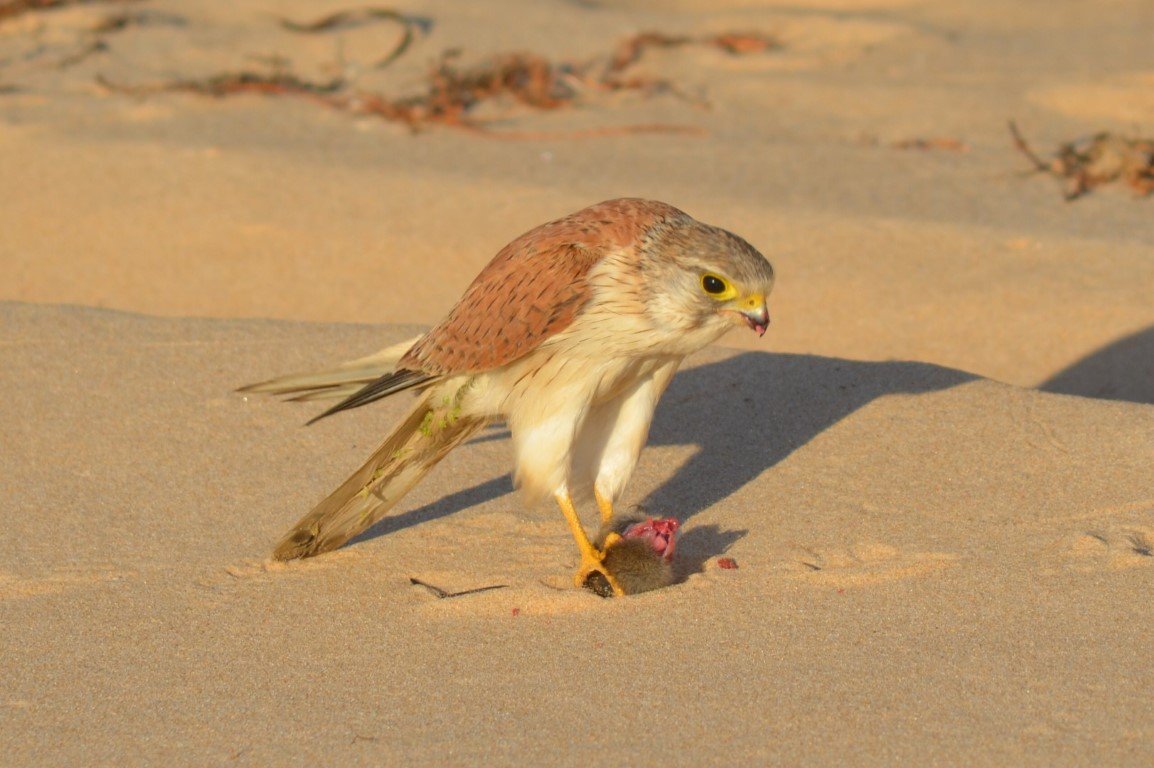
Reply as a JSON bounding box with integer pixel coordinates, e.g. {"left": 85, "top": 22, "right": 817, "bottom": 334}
{"left": 576, "top": 532, "right": 625, "bottom": 597}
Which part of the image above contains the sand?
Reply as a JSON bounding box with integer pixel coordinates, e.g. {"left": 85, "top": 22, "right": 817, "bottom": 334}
{"left": 3, "top": 0, "right": 1153, "bottom": 764}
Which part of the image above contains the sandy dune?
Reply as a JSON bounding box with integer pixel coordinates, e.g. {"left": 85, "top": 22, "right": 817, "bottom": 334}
{"left": 3, "top": 0, "right": 1153, "bottom": 764}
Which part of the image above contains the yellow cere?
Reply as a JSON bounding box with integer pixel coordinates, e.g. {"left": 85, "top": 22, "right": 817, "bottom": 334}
{"left": 736, "top": 293, "right": 765, "bottom": 311}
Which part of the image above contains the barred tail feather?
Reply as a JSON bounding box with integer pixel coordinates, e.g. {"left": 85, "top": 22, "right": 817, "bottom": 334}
{"left": 272, "top": 386, "right": 487, "bottom": 560}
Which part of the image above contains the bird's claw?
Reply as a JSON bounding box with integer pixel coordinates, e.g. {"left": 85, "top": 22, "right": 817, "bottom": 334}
{"left": 576, "top": 533, "right": 624, "bottom": 597}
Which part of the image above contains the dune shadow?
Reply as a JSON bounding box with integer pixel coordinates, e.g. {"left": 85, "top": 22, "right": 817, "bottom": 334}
{"left": 1039, "top": 325, "right": 1154, "bottom": 405}
{"left": 349, "top": 352, "right": 975, "bottom": 557}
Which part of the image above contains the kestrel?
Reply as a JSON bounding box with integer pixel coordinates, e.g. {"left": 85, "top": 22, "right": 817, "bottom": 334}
{"left": 243, "top": 198, "right": 774, "bottom": 595}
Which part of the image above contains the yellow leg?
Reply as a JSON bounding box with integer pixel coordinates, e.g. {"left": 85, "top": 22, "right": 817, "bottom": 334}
{"left": 554, "top": 491, "right": 624, "bottom": 596}
{"left": 595, "top": 489, "right": 615, "bottom": 526}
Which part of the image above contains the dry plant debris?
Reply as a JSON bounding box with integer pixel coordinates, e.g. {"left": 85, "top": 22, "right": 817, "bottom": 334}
{"left": 0, "top": 0, "right": 180, "bottom": 71}
{"left": 276, "top": 7, "right": 431, "bottom": 71}
{"left": 408, "top": 577, "right": 507, "bottom": 599}
{"left": 1009, "top": 120, "right": 1154, "bottom": 200}
{"left": 0, "top": 0, "right": 137, "bottom": 23}
{"left": 98, "top": 70, "right": 345, "bottom": 98}
{"left": 856, "top": 134, "right": 969, "bottom": 152}
{"left": 94, "top": 8, "right": 782, "bottom": 138}
{"left": 891, "top": 136, "right": 969, "bottom": 152}
{"left": 607, "top": 30, "right": 780, "bottom": 71}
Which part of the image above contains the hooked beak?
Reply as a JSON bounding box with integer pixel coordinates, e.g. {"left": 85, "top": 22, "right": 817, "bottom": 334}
{"left": 725, "top": 294, "right": 770, "bottom": 337}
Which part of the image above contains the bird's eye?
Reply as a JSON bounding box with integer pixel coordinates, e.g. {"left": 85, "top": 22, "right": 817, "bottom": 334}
{"left": 701, "top": 273, "right": 731, "bottom": 296}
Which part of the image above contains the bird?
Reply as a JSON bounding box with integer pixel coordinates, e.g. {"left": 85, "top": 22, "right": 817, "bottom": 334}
{"left": 241, "top": 198, "right": 774, "bottom": 596}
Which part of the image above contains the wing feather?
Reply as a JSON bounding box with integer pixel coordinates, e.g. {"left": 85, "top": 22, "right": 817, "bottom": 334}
{"left": 401, "top": 240, "right": 602, "bottom": 375}
{"left": 399, "top": 199, "right": 680, "bottom": 376}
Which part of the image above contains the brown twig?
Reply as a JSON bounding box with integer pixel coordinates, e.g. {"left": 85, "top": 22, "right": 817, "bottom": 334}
{"left": 409, "top": 577, "right": 507, "bottom": 599}
{"left": 1007, "top": 120, "right": 1051, "bottom": 172}
{"left": 1009, "top": 119, "right": 1154, "bottom": 200}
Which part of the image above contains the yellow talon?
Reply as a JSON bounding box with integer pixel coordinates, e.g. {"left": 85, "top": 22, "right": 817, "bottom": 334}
{"left": 575, "top": 551, "right": 625, "bottom": 597}
{"left": 555, "top": 491, "right": 624, "bottom": 597}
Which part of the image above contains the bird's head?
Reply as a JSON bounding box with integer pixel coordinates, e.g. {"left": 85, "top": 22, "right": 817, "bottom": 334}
{"left": 641, "top": 215, "right": 775, "bottom": 341}
{"left": 697, "top": 268, "right": 772, "bottom": 337}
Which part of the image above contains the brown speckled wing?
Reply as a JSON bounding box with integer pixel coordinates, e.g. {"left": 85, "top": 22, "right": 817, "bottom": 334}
{"left": 400, "top": 199, "right": 681, "bottom": 375}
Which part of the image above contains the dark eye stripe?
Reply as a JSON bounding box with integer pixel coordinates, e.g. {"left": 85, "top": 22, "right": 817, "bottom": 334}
{"left": 702, "top": 275, "right": 727, "bottom": 294}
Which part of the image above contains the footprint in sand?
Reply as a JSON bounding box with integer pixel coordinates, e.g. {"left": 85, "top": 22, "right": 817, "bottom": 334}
{"left": 1059, "top": 526, "right": 1154, "bottom": 573}
{"left": 194, "top": 551, "right": 356, "bottom": 593}
{"left": 786, "top": 542, "right": 957, "bottom": 589}
{"left": 0, "top": 564, "right": 135, "bottom": 600}
{"left": 197, "top": 554, "right": 612, "bottom": 617}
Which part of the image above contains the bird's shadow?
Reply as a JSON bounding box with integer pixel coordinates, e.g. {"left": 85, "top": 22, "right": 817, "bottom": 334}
{"left": 1039, "top": 324, "right": 1154, "bottom": 405}
{"left": 672, "top": 523, "right": 747, "bottom": 580}
{"left": 643, "top": 352, "right": 972, "bottom": 521}
{"left": 349, "top": 352, "right": 974, "bottom": 561}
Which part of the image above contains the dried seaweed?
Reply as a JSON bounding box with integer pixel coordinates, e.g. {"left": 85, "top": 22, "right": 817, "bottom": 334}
{"left": 0, "top": 0, "right": 176, "bottom": 70}
{"left": 53, "top": 37, "right": 105, "bottom": 66}
{"left": 98, "top": 71, "right": 345, "bottom": 99}
{"left": 90, "top": 10, "right": 185, "bottom": 34}
{"left": 0, "top": 0, "right": 138, "bottom": 23}
{"left": 96, "top": 16, "right": 782, "bottom": 138}
{"left": 891, "top": 136, "right": 968, "bottom": 152}
{"left": 277, "top": 7, "right": 431, "bottom": 70}
{"left": 607, "top": 31, "right": 780, "bottom": 73}
{"left": 1009, "top": 120, "right": 1154, "bottom": 200}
